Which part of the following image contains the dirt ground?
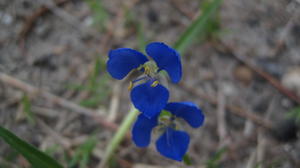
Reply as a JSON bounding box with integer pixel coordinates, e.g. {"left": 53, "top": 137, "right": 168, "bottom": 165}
{"left": 0, "top": 0, "right": 300, "bottom": 167}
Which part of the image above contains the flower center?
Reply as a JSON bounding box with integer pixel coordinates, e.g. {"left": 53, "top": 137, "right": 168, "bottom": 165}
{"left": 128, "top": 61, "right": 160, "bottom": 90}
{"left": 142, "top": 61, "right": 159, "bottom": 77}
{"left": 157, "top": 111, "right": 177, "bottom": 130}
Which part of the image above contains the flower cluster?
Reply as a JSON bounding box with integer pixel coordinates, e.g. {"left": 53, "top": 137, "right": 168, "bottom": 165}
{"left": 106, "top": 42, "right": 204, "bottom": 161}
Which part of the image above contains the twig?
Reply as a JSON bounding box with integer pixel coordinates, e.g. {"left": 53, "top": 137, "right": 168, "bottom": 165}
{"left": 107, "top": 83, "right": 121, "bottom": 122}
{"left": 217, "top": 86, "right": 228, "bottom": 147}
{"left": 37, "top": 119, "right": 71, "bottom": 148}
{"left": 213, "top": 40, "right": 300, "bottom": 105}
{"left": 243, "top": 119, "right": 254, "bottom": 137}
{"left": 18, "top": 0, "right": 70, "bottom": 42}
{"left": 256, "top": 96, "right": 277, "bottom": 164}
{"left": 179, "top": 83, "right": 273, "bottom": 129}
{"left": 245, "top": 149, "right": 257, "bottom": 168}
{"left": 32, "top": 106, "right": 59, "bottom": 118}
{"left": 269, "top": 8, "right": 300, "bottom": 57}
{"left": 256, "top": 132, "right": 267, "bottom": 164}
{"left": 0, "top": 72, "right": 118, "bottom": 131}
{"left": 245, "top": 97, "right": 277, "bottom": 167}
{"left": 39, "top": 0, "right": 97, "bottom": 36}
{"left": 170, "top": 0, "right": 196, "bottom": 19}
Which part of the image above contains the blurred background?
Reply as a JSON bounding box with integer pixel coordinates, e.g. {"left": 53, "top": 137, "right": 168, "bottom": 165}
{"left": 1, "top": 0, "right": 300, "bottom": 167}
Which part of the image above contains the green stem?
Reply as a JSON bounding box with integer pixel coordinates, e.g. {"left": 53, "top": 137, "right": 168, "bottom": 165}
{"left": 98, "top": 106, "right": 138, "bottom": 168}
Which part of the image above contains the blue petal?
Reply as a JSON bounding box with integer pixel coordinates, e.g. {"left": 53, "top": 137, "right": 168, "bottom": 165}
{"left": 132, "top": 114, "right": 158, "bottom": 147}
{"left": 107, "top": 48, "right": 148, "bottom": 80}
{"left": 165, "top": 102, "right": 204, "bottom": 128}
{"left": 146, "top": 42, "right": 182, "bottom": 83}
{"left": 155, "top": 128, "right": 190, "bottom": 161}
{"left": 130, "top": 82, "right": 169, "bottom": 118}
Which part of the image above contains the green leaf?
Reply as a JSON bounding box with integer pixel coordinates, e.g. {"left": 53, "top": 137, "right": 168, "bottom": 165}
{"left": 85, "top": 0, "right": 108, "bottom": 31}
{"left": 137, "top": 23, "right": 147, "bottom": 52}
{"left": 65, "top": 83, "right": 88, "bottom": 91}
{"left": 173, "top": 0, "right": 222, "bottom": 54}
{"left": 183, "top": 154, "right": 192, "bottom": 165}
{"left": 287, "top": 106, "right": 300, "bottom": 123}
{"left": 89, "top": 57, "right": 104, "bottom": 89}
{"left": 21, "top": 94, "right": 35, "bottom": 125}
{"left": 199, "top": 0, "right": 222, "bottom": 41}
{"left": 69, "top": 135, "right": 97, "bottom": 168}
{"left": 206, "top": 147, "right": 227, "bottom": 168}
{"left": 0, "top": 126, "right": 63, "bottom": 168}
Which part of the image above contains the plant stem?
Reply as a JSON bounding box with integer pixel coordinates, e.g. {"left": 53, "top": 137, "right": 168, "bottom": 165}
{"left": 98, "top": 106, "right": 138, "bottom": 168}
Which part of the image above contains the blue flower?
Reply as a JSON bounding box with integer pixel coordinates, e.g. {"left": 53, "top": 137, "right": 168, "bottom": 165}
{"left": 130, "top": 81, "right": 169, "bottom": 118}
{"left": 106, "top": 42, "right": 182, "bottom": 118}
{"left": 132, "top": 102, "right": 205, "bottom": 161}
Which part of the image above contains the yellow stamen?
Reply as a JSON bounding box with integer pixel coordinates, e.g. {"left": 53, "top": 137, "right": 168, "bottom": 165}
{"left": 144, "top": 66, "right": 150, "bottom": 75}
{"left": 128, "top": 81, "right": 134, "bottom": 91}
{"left": 151, "top": 80, "right": 159, "bottom": 87}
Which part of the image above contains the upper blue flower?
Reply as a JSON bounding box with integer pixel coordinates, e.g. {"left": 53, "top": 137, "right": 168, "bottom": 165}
{"left": 106, "top": 42, "right": 182, "bottom": 118}
{"left": 107, "top": 48, "right": 148, "bottom": 80}
{"left": 132, "top": 102, "right": 205, "bottom": 161}
{"left": 107, "top": 42, "right": 182, "bottom": 83}
{"left": 145, "top": 42, "right": 182, "bottom": 83}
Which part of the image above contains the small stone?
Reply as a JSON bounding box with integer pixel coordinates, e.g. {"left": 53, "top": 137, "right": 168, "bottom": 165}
{"left": 0, "top": 12, "right": 13, "bottom": 25}
{"left": 83, "top": 16, "right": 93, "bottom": 27}
{"left": 35, "top": 23, "right": 51, "bottom": 38}
{"left": 233, "top": 65, "right": 254, "bottom": 86}
{"left": 221, "top": 81, "right": 236, "bottom": 97}
{"left": 282, "top": 67, "right": 300, "bottom": 96}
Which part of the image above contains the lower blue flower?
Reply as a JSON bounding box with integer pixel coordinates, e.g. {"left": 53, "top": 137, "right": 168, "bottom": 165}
{"left": 165, "top": 102, "right": 205, "bottom": 128}
{"left": 156, "top": 128, "right": 190, "bottom": 161}
{"left": 130, "top": 81, "right": 169, "bottom": 118}
{"left": 131, "top": 102, "right": 204, "bottom": 161}
{"left": 132, "top": 114, "right": 158, "bottom": 147}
